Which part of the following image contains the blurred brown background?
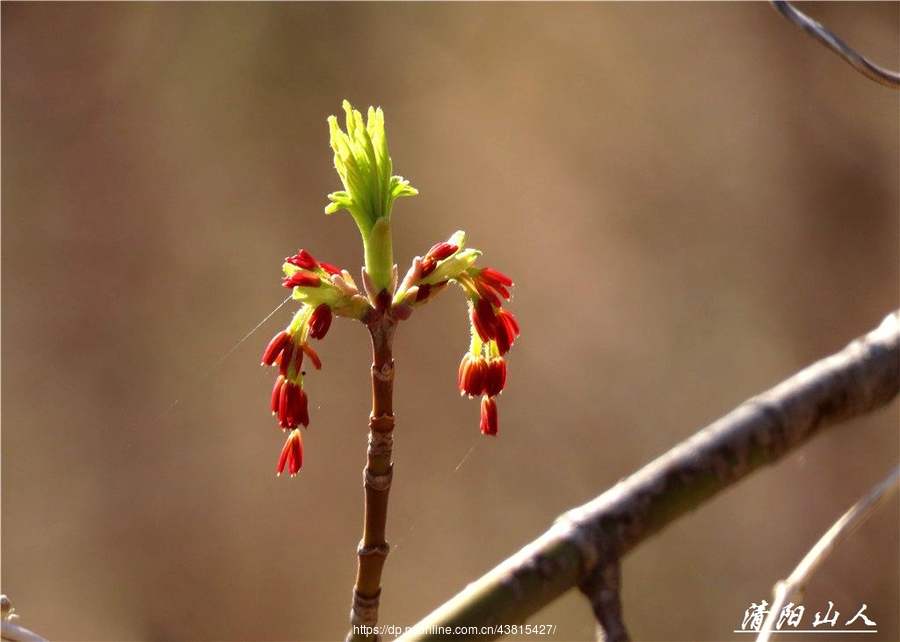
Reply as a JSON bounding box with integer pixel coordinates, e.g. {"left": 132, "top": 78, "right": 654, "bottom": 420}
{"left": 2, "top": 3, "right": 898, "bottom": 641}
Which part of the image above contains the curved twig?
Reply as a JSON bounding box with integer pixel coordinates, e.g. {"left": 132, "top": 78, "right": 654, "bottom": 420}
{"left": 770, "top": 1, "right": 900, "bottom": 89}
{"left": 1, "top": 596, "right": 46, "bottom": 642}
{"left": 756, "top": 465, "right": 900, "bottom": 642}
{"left": 400, "top": 311, "right": 899, "bottom": 640}
{"left": 580, "top": 562, "right": 629, "bottom": 642}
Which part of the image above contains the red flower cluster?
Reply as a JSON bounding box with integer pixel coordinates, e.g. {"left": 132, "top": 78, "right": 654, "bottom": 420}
{"left": 282, "top": 249, "right": 344, "bottom": 289}
{"left": 469, "top": 269, "right": 520, "bottom": 354}
{"left": 458, "top": 353, "right": 508, "bottom": 436}
{"left": 458, "top": 266, "right": 520, "bottom": 437}
{"left": 262, "top": 248, "right": 345, "bottom": 477}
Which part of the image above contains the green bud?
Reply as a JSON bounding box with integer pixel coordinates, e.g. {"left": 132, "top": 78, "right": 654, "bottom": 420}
{"left": 324, "top": 100, "right": 417, "bottom": 293}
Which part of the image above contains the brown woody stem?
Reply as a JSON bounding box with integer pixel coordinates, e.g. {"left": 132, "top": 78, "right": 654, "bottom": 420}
{"left": 348, "top": 310, "right": 397, "bottom": 641}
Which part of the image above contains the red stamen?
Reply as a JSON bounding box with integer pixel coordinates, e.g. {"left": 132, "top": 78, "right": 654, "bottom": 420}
{"left": 285, "top": 250, "right": 318, "bottom": 270}
{"left": 302, "top": 343, "right": 322, "bottom": 370}
{"left": 278, "top": 340, "right": 296, "bottom": 377}
{"left": 297, "top": 387, "right": 310, "bottom": 427}
{"left": 308, "top": 304, "right": 333, "bottom": 340}
{"left": 426, "top": 242, "right": 458, "bottom": 261}
{"left": 474, "top": 280, "right": 502, "bottom": 308}
{"left": 283, "top": 271, "right": 321, "bottom": 288}
{"left": 495, "top": 310, "right": 519, "bottom": 355}
{"left": 270, "top": 376, "right": 285, "bottom": 414}
{"left": 262, "top": 331, "right": 290, "bottom": 366}
{"left": 472, "top": 298, "right": 498, "bottom": 341}
{"left": 317, "top": 261, "right": 343, "bottom": 276}
{"left": 420, "top": 259, "right": 437, "bottom": 279}
{"left": 479, "top": 267, "right": 513, "bottom": 288}
{"left": 278, "top": 380, "right": 291, "bottom": 428}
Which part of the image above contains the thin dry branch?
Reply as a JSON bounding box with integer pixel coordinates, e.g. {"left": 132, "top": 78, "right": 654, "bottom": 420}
{"left": 756, "top": 464, "right": 900, "bottom": 642}
{"left": 1, "top": 596, "right": 46, "bottom": 642}
{"left": 349, "top": 311, "right": 399, "bottom": 641}
{"left": 579, "top": 562, "right": 628, "bottom": 642}
{"left": 400, "top": 311, "right": 899, "bottom": 641}
{"left": 770, "top": 1, "right": 900, "bottom": 89}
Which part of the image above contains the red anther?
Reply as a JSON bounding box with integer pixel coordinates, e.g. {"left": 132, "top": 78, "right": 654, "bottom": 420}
{"left": 415, "top": 284, "right": 432, "bottom": 302}
{"left": 479, "top": 267, "right": 513, "bottom": 288}
{"left": 498, "top": 309, "right": 520, "bottom": 336}
{"left": 270, "top": 376, "right": 285, "bottom": 414}
{"left": 283, "top": 272, "right": 321, "bottom": 288}
{"left": 262, "top": 331, "right": 290, "bottom": 366}
{"left": 474, "top": 280, "right": 502, "bottom": 308}
{"left": 278, "top": 380, "right": 291, "bottom": 428}
{"left": 489, "top": 281, "right": 511, "bottom": 301}
{"left": 295, "top": 385, "right": 310, "bottom": 427}
{"left": 285, "top": 249, "right": 318, "bottom": 270}
{"left": 426, "top": 242, "right": 458, "bottom": 261}
{"left": 317, "top": 261, "right": 343, "bottom": 276}
{"left": 277, "top": 429, "right": 304, "bottom": 476}
{"left": 308, "top": 304, "right": 333, "bottom": 340}
{"left": 278, "top": 340, "right": 296, "bottom": 377}
{"left": 420, "top": 259, "right": 437, "bottom": 279}
{"left": 484, "top": 357, "right": 507, "bottom": 397}
{"left": 471, "top": 298, "right": 498, "bottom": 341}
{"left": 302, "top": 343, "right": 322, "bottom": 370}
{"left": 480, "top": 395, "right": 498, "bottom": 436}
{"left": 495, "top": 310, "right": 520, "bottom": 355}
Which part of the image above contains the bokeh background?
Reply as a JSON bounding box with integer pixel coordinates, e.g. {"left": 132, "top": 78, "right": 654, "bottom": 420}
{"left": 2, "top": 3, "right": 898, "bottom": 641}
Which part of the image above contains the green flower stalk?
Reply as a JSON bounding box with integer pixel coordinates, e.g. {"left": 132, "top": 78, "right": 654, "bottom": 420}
{"left": 259, "top": 101, "right": 520, "bottom": 639}
{"left": 325, "top": 100, "right": 418, "bottom": 295}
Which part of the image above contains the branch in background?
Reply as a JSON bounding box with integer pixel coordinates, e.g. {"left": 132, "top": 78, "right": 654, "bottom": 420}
{"left": 1, "top": 596, "right": 47, "bottom": 642}
{"left": 756, "top": 465, "right": 900, "bottom": 642}
{"left": 400, "top": 311, "right": 899, "bottom": 641}
{"left": 579, "top": 562, "right": 629, "bottom": 642}
{"left": 769, "top": 1, "right": 900, "bottom": 89}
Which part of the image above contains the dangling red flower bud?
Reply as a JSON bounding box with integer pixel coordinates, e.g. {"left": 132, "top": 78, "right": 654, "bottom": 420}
{"left": 277, "top": 429, "right": 304, "bottom": 476}
{"left": 480, "top": 395, "right": 498, "bottom": 436}
{"left": 484, "top": 357, "right": 507, "bottom": 397}
{"left": 458, "top": 353, "right": 488, "bottom": 397}
{"left": 308, "top": 303, "right": 333, "bottom": 340}
{"left": 275, "top": 379, "right": 309, "bottom": 429}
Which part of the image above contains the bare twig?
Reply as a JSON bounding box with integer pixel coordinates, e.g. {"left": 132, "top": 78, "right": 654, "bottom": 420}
{"left": 348, "top": 311, "right": 398, "bottom": 641}
{"left": 770, "top": 1, "right": 900, "bottom": 89}
{"left": 756, "top": 464, "right": 900, "bottom": 642}
{"left": 400, "top": 311, "right": 899, "bottom": 641}
{"left": 579, "top": 562, "right": 629, "bottom": 642}
{"left": 1, "top": 596, "right": 46, "bottom": 642}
